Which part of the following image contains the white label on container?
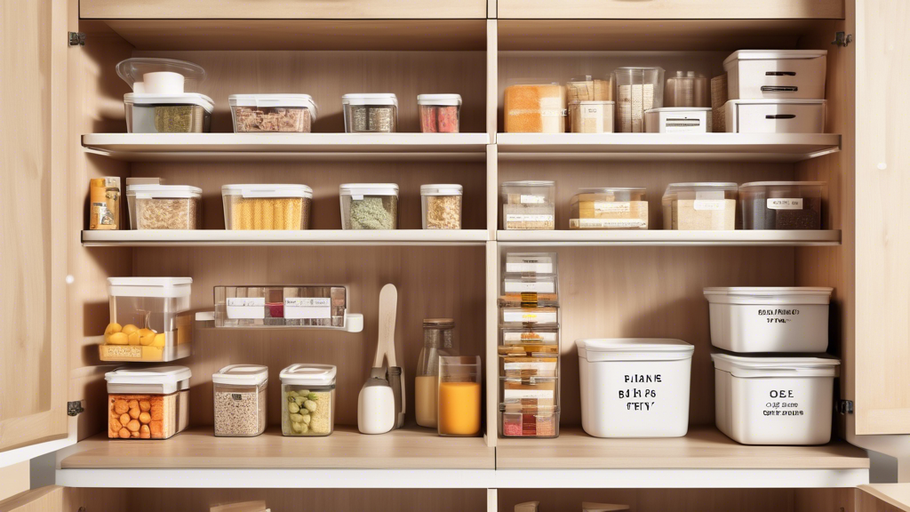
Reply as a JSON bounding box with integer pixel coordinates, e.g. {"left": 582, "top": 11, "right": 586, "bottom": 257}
{"left": 504, "top": 389, "right": 554, "bottom": 400}
{"left": 757, "top": 307, "right": 801, "bottom": 324}
{"left": 571, "top": 218, "right": 647, "bottom": 229}
{"left": 519, "top": 195, "right": 547, "bottom": 204}
{"left": 693, "top": 199, "right": 725, "bottom": 211}
{"left": 761, "top": 388, "right": 805, "bottom": 417}
{"left": 767, "top": 198, "right": 804, "bottom": 210}
{"left": 226, "top": 297, "right": 265, "bottom": 319}
{"left": 504, "top": 362, "right": 558, "bottom": 372}
{"left": 618, "top": 373, "right": 663, "bottom": 412}
{"left": 502, "top": 310, "right": 558, "bottom": 324}
{"left": 284, "top": 297, "right": 331, "bottom": 319}
{"left": 594, "top": 201, "right": 630, "bottom": 214}
{"left": 504, "top": 281, "right": 555, "bottom": 293}
{"left": 506, "top": 214, "right": 554, "bottom": 223}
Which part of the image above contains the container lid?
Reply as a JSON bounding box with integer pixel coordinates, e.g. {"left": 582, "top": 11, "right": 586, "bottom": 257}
{"left": 571, "top": 100, "right": 615, "bottom": 106}
{"left": 228, "top": 94, "right": 318, "bottom": 121}
{"left": 614, "top": 66, "right": 665, "bottom": 71}
{"left": 502, "top": 180, "right": 555, "bottom": 188}
{"left": 424, "top": 318, "right": 455, "bottom": 328}
{"left": 105, "top": 366, "right": 192, "bottom": 386}
{"left": 222, "top": 184, "right": 313, "bottom": 199}
{"left": 107, "top": 277, "right": 193, "bottom": 298}
{"left": 704, "top": 287, "right": 833, "bottom": 305}
{"left": 712, "top": 353, "right": 840, "bottom": 378}
{"left": 339, "top": 183, "right": 399, "bottom": 196}
{"left": 279, "top": 364, "right": 337, "bottom": 386}
{"left": 663, "top": 182, "right": 738, "bottom": 198}
{"left": 126, "top": 184, "right": 202, "bottom": 199}
{"left": 723, "top": 49, "right": 828, "bottom": 67}
{"left": 577, "top": 338, "right": 694, "bottom": 362}
{"left": 740, "top": 181, "right": 827, "bottom": 190}
{"left": 417, "top": 94, "right": 462, "bottom": 106}
{"left": 420, "top": 184, "right": 463, "bottom": 196}
{"left": 725, "top": 99, "right": 827, "bottom": 107}
{"left": 575, "top": 187, "right": 646, "bottom": 195}
{"left": 645, "top": 107, "right": 711, "bottom": 113}
{"left": 116, "top": 58, "right": 206, "bottom": 92}
{"left": 213, "top": 364, "right": 269, "bottom": 386}
{"left": 341, "top": 93, "right": 398, "bottom": 107}
{"left": 123, "top": 93, "right": 214, "bottom": 113}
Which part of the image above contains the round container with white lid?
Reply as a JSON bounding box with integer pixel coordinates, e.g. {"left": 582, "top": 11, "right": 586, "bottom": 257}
{"left": 229, "top": 94, "right": 318, "bottom": 133}
{"left": 712, "top": 353, "right": 840, "bottom": 445}
{"left": 105, "top": 366, "right": 191, "bottom": 440}
{"left": 280, "top": 364, "right": 337, "bottom": 437}
{"left": 221, "top": 184, "right": 314, "bottom": 230}
{"left": 417, "top": 94, "right": 462, "bottom": 133}
{"left": 577, "top": 338, "right": 693, "bottom": 438}
{"left": 123, "top": 93, "right": 214, "bottom": 133}
{"left": 342, "top": 93, "right": 398, "bottom": 133}
{"left": 126, "top": 184, "right": 202, "bottom": 230}
{"left": 420, "top": 184, "right": 463, "bottom": 230}
{"left": 116, "top": 58, "right": 206, "bottom": 93}
{"left": 704, "top": 287, "right": 833, "bottom": 353}
{"left": 212, "top": 364, "right": 269, "bottom": 437}
{"left": 339, "top": 183, "right": 400, "bottom": 230}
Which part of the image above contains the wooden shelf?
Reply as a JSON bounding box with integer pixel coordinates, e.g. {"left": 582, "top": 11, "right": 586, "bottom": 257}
{"left": 82, "top": 230, "right": 493, "bottom": 247}
{"left": 497, "top": 230, "right": 841, "bottom": 246}
{"left": 82, "top": 133, "right": 490, "bottom": 162}
{"left": 496, "top": 133, "right": 841, "bottom": 162}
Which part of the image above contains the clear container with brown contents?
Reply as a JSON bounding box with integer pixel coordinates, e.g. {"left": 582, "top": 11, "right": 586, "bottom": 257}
{"left": 662, "top": 182, "right": 737, "bottom": 230}
{"left": 500, "top": 275, "right": 559, "bottom": 307}
{"left": 570, "top": 187, "right": 648, "bottom": 230}
{"left": 229, "top": 94, "right": 318, "bottom": 133}
{"left": 739, "top": 181, "right": 825, "bottom": 230}
{"left": 126, "top": 184, "right": 201, "bottom": 230}
{"left": 420, "top": 184, "right": 463, "bottom": 230}
{"left": 222, "top": 184, "right": 313, "bottom": 230}
{"left": 417, "top": 94, "right": 461, "bottom": 133}
{"left": 105, "top": 366, "right": 191, "bottom": 440}
{"left": 501, "top": 181, "right": 556, "bottom": 230}
{"left": 212, "top": 364, "right": 268, "bottom": 437}
{"left": 342, "top": 94, "right": 398, "bottom": 133}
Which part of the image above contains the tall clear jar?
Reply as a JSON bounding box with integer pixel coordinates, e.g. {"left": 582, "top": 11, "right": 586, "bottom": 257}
{"left": 438, "top": 355, "right": 482, "bottom": 437}
{"left": 280, "top": 364, "right": 336, "bottom": 437}
{"left": 415, "top": 318, "right": 457, "bottom": 428}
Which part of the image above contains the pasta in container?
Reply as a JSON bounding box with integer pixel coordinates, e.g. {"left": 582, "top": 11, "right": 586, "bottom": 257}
{"left": 222, "top": 184, "right": 313, "bottom": 230}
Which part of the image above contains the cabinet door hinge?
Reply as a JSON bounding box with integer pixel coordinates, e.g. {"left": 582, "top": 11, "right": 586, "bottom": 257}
{"left": 836, "top": 399, "right": 854, "bottom": 415}
{"left": 67, "top": 400, "right": 85, "bottom": 416}
{"left": 68, "top": 32, "right": 86, "bottom": 46}
{"left": 832, "top": 31, "right": 853, "bottom": 47}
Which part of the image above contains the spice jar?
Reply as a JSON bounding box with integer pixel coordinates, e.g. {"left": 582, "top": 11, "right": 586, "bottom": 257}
{"left": 501, "top": 181, "right": 556, "bottom": 230}
{"left": 221, "top": 184, "right": 313, "bottom": 230}
{"left": 569, "top": 187, "right": 648, "bottom": 230}
{"left": 417, "top": 94, "right": 461, "bottom": 133}
{"left": 105, "top": 366, "right": 191, "bottom": 440}
{"left": 504, "top": 84, "right": 566, "bottom": 133}
{"left": 662, "top": 182, "right": 737, "bottom": 230}
{"left": 613, "top": 67, "right": 665, "bottom": 133}
{"left": 229, "top": 94, "right": 318, "bottom": 133}
{"left": 342, "top": 93, "right": 398, "bottom": 133}
{"left": 438, "top": 356, "right": 482, "bottom": 436}
{"left": 212, "top": 364, "right": 268, "bottom": 437}
{"left": 739, "top": 181, "right": 825, "bottom": 230}
{"left": 279, "top": 364, "right": 336, "bottom": 437}
{"left": 90, "top": 177, "right": 121, "bottom": 230}
{"left": 126, "top": 184, "right": 201, "bottom": 230}
{"left": 421, "top": 184, "right": 463, "bottom": 229}
{"left": 339, "top": 183, "right": 399, "bottom": 230}
{"left": 416, "top": 318, "right": 457, "bottom": 428}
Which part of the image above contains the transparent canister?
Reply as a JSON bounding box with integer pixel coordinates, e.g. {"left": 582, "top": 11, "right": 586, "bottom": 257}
{"left": 126, "top": 184, "right": 202, "bottom": 230}
{"left": 415, "top": 318, "right": 457, "bottom": 428}
{"left": 504, "top": 84, "right": 566, "bottom": 133}
{"left": 613, "top": 67, "right": 665, "bottom": 132}
{"left": 664, "top": 71, "right": 710, "bottom": 108}
{"left": 212, "top": 364, "right": 268, "bottom": 437}
{"left": 222, "top": 184, "right": 313, "bottom": 230}
{"left": 438, "top": 356, "right": 482, "bottom": 437}
{"left": 339, "top": 183, "right": 399, "bottom": 230}
{"left": 105, "top": 366, "right": 191, "bottom": 440}
{"left": 280, "top": 364, "right": 336, "bottom": 437}
{"left": 418, "top": 94, "right": 461, "bottom": 133}
{"left": 342, "top": 93, "right": 398, "bottom": 133}
{"left": 501, "top": 181, "right": 556, "bottom": 230}
{"left": 421, "top": 184, "right": 463, "bottom": 229}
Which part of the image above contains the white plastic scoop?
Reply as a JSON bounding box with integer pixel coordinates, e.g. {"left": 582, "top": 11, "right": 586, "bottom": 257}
{"left": 357, "top": 283, "right": 398, "bottom": 434}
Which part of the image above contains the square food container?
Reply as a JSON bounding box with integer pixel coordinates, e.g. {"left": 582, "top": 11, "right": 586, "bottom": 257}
{"left": 339, "top": 183, "right": 399, "bottom": 230}
{"left": 229, "top": 94, "right": 318, "bottom": 133}
{"left": 280, "top": 364, "right": 336, "bottom": 436}
{"left": 100, "top": 277, "right": 193, "bottom": 363}
{"left": 342, "top": 93, "right": 398, "bottom": 133}
{"left": 417, "top": 94, "right": 462, "bottom": 133}
{"left": 712, "top": 353, "right": 840, "bottom": 445}
{"left": 421, "top": 184, "right": 463, "bottom": 229}
{"left": 212, "top": 364, "right": 268, "bottom": 437}
{"left": 724, "top": 99, "right": 826, "bottom": 133}
{"left": 569, "top": 101, "right": 615, "bottom": 133}
{"left": 124, "top": 93, "right": 213, "bottom": 133}
{"left": 570, "top": 187, "right": 648, "bottom": 230}
{"left": 105, "top": 366, "right": 191, "bottom": 440}
{"left": 704, "top": 287, "right": 833, "bottom": 353}
{"left": 222, "top": 184, "right": 313, "bottom": 230}
{"left": 504, "top": 84, "right": 567, "bottom": 133}
{"left": 662, "top": 182, "right": 737, "bottom": 230}
{"left": 501, "top": 376, "right": 558, "bottom": 408}
{"left": 740, "top": 181, "right": 826, "bottom": 230}
{"left": 500, "top": 404, "right": 560, "bottom": 438}
{"left": 500, "top": 327, "right": 559, "bottom": 348}
{"left": 723, "top": 50, "right": 827, "bottom": 100}
{"left": 613, "top": 67, "right": 665, "bottom": 133}
{"left": 501, "top": 181, "right": 556, "bottom": 230}
{"left": 504, "top": 252, "right": 557, "bottom": 275}
{"left": 499, "top": 275, "right": 559, "bottom": 307}
{"left": 214, "top": 285, "right": 347, "bottom": 328}
{"left": 126, "top": 184, "right": 202, "bottom": 230}
{"left": 501, "top": 307, "right": 559, "bottom": 327}
{"left": 644, "top": 107, "right": 711, "bottom": 133}
{"left": 577, "top": 338, "right": 693, "bottom": 438}
{"left": 500, "top": 352, "right": 558, "bottom": 378}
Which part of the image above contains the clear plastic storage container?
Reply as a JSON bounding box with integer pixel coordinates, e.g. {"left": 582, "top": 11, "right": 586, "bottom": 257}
{"left": 503, "top": 252, "right": 557, "bottom": 275}
{"left": 124, "top": 93, "right": 213, "bottom": 133}
{"left": 499, "top": 275, "right": 559, "bottom": 307}
{"left": 100, "top": 277, "right": 193, "bottom": 362}
{"left": 662, "top": 182, "right": 737, "bottom": 230}
{"left": 105, "top": 366, "right": 191, "bottom": 440}
{"left": 723, "top": 50, "right": 828, "bottom": 100}
{"left": 222, "top": 184, "right": 313, "bottom": 230}
{"left": 740, "top": 181, "right": 825, "bottom": 230}
{"left": 339, "top": 183, "right": 399, "bottom": 230}
{"left": 501, "top": 181, "right": 556, "bottom": 230}
{"left": 214, "top": 285, "right": 347, "bottom": 328}
{"left": 280, "top": 364, "right": 336, "bottom": 437}
{"left": 613, "top": 67, "right": 665, "bottom": 133}
{"left": 417, "top": 94, "right": 461, "bottom": 133}
{"left": 229, "top": 94, "right": 318, "bottom": 133}
{"left": 566, "top": 75, "right": 613, "bottom": 103}
{"left": 500, "top": 403, "right": 559, "bottom": 438}
{"left": 504, "top": 84, "right": 567, "bottom": 133}
{"left": 664, "top": 71, "right": 710, "bottom": 108}
{"left": 342, "top": 94, "right": 398, "bottom": 133}
{"left": 212, "top": 364, "right": 268, "bottom": 437}
{"left": 569, "top": 101, "right": 615, "bottom": 133}
{"left": 501, "top": 307, "right": 559, "bottom": 327}
{"left": 438, "top": 356, "right": 482, "bottom": 437}
{"left": 421, "top": 184, "right": 463, "bottom": 229}
{"left": 644, "top": 107, "right": 711, "bottom": 133}
{"left": 127, "top": 184, "right": 202, "bottom": 230}
{"left": 570, "top": 187, "right": 648, "bottom": 230}
{"left": 499, "top": 327, "right": 559, "bottom": 348}
{"left": 724, "top": 99, "right": 826, "bottom": 133}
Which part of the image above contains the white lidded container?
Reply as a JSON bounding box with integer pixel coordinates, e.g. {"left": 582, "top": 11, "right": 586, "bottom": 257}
{"left": 704, "top": 287, "right": 833, "bottom": 353}
{"left": 342, "top": 93, "right": 398, "bottom": 133}
{"left": 417, "top": 94, "right": 462, "bottom": 133}
{"left": 105, "top": 366, "right": 191, "bottom": 440}
{"left": 212, "top": 364, "right": 269, "bottom": 438}
{"left": 577, "top": 338, "right": 694, "bottom": 438}
{"left": 644, "top": 107, "right": 711, "bottom": 133}
{"left": 229, "top": 94, "right": 318, "bottom": 133}
{"left": 280, "top": 364, "right": 337, "bottom": 437}
{"left": 723, "top": 50, "right": 828, "bottom": 100}
{"left": 124, "top": 93, "right": 214, "bottom": 133}
{"left": 127, "top": 184, "right": 202, "bottom": 230}
{"left": 724, "top": 99, "right": 826, "bottom": 133}
{"left": 712, "top": 353, "right": 839, "bottom": 445}
{"left": 339, "top": 183, "right": 399, "bottom": 230}
{"left": 222, "top": 184, "right": 313, "bottom": 230}
{"left": 420, "top": 184, "right": 463, "bottom": 229}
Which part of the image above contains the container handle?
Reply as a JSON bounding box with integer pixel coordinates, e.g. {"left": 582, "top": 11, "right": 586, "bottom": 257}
{"left": 761, "top": 85, "right": 798, "bottom": 92}
{"left": 765, "top": 114, "right": 797, "bottom": 120}
{"left": 765, "top": 71, "right": 797, "bottom": 77}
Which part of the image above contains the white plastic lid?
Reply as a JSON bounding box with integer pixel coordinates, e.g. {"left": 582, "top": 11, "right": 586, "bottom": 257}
{"left": 228, "top": 94, "right": 318, "bottom": 121}
{"left": 213, "top": 364, "right": 269, "bottom": 387}
{"left": 417, "top": 94, "right": 462, "bottom": 106}
{"left": 723, "top": 49, "right": 828, "bottom": 67}
{"left": 123, "top": 93, "right": 214, "bottom": 113}
{"left": 107, "top": 277, "right": 193, "bottom": 298}
{"left": 222, "top": 184, "right": 313, "bottom": 199}
{"left": 645, "top": 107, "right": 711, "bottom": 113}
{"left": 420, "top": 184, "right": 463, "bottom": 196}
{"left": 704, "top": 287, "right": 833, "bottom": 305}
{"left": 127, "top": 184, "right": 202, "bottom": 200}
{"left": 342, "top": 93, "right": 398, "bottom": 107}
{"left": 572, "top": 100, "right": 615, "bottom": 106}
{"left": 725, "top": 99, "right": 827, "bottom": 107}
{"left": 105, "top": 366, "right": 192, "bottom": 395}
{"left": 116, "top": 58, "right": 206, "bottom": 92}
{"left": 577, "top": 338, "right": 694, "bottom": 362}
{"left": 740, "top": 181, "right": 826, "bottom": 189}
{"left": 712, "top": 353, "right": 840, "bottom": 378}
{"left": 339, "top": 183, "right": 399, "bottom": 197}
{"left": 280, "top": 364, "right": 337, "bottom": 386}
{"left": 663, "top": 182, "right": 737, "bottom": 199}
{"left": 502, "top": 180, "right": 555, "bottom": 188}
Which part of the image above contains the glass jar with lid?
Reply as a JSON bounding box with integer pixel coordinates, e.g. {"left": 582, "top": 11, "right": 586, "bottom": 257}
{"left": 415, "top": 318, "right": 457, "bottom": 428}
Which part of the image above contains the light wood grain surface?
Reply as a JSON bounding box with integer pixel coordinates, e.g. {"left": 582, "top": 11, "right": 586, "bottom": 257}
{"left": 0, "top": 462, "right": 29, "bottom": 502}
{"left": 496, "top": 0, "right": 844, "bottom": 20}
{"left": 859, "top": 485, "right": 910, "bottom": 512}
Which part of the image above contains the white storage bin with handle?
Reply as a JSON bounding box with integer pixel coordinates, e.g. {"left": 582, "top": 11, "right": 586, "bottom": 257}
{"left": 577, "top": 338, "right": 693, "bottom": 438}
{"left": 704, "top": 287, "right": 832, "bottom": 353}
{"left": 712, "top": 353, "right": 840, "bottom": 445}
{"left": 723, "top": 50, "right": 827, "bottom": 100}
{"left": 724, "top": 99, "right": 826, "bottom": 133}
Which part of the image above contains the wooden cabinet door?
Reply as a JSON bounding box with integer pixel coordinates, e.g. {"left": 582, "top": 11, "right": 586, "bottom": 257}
{"left": 852, "top": 0, "right": 910, "bottom": 435}
{"left": 0, "top": 487, "right": 66, "bottom": 512}
{"left": 858, "top": 485, "right": 910, "bottom": 512}
{"left": 496, "top": 0, "right": 843, "bottom": 19}
{"left": 0, "top": 0, "right": 69, "bottom": 452}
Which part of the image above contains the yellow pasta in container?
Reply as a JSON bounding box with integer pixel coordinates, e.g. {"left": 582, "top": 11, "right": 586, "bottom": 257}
{"left": 222, "top": 184, "right": 312, "bottom": 230}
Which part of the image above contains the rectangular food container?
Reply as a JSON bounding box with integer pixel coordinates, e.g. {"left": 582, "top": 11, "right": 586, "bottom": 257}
{"left": 126, "top": 184, "right": 201, "bottom": 230}
{"left": 500, "top": 404, "right": 559, "bottom": 438}
{"left": 499, "top": 327, "right": 559, "bottom": 348}
{"left": 740, "top": 181, "right": 825, "bottom": 230}
{"left": 100, "top": 277, "right": 193, "bottom": 362}
{"left": 105, "top": 366, "right": 191, "bottom": 440}
{"left": 501, "top": 307, "right": 559, "bottom": 327}
{"left": 504, "top": 252, "right": 557, "bottom": 275}
{"left": 501, "top": 376, "right": 558, "bottom": 408}
{"left": 644, "top": 107, "right": 711, "bottom": 133}
{"left": 500, "top": 353, "right": 558, "bottom": 378}
{"left": 214, "top": 285, "right": 347, "bottom": 328}
{"left": 280, "top": 364, "right": 336, "bottom": 437}
{"left": 504, "top": 84, "right": 566, "bottom": 133}
{"left": 339, "top": 183, "right": 399, "bottom": 230}
{"left": 662, "top": 182, "right": 737, "bottom": 230}
{"left": 417, "top": 94, "right": 461, "bottom": 133}
{"left": 570, "top": 187, "right": 648, "bottom": 230}
{"left": 421, "top": 184, "right": 463, "bottom": 229}
{"left": 213, "top": 364, "right": 268, "bottom": 437}
{"left": 502, "top": 181, "right": 556, "bottom": 230}
{"left": 723, "top": 50, "right": 827, "bottom": 100}
{"left": 124, "top": 93, "right": 213, "bottom": 133}
{"left": 569, "top": 101, "right": 615, "bottom": 133}
{"left": 500, "top": 275, "right": 559, "bottom": 307}
{"left": 724, "top": 99, "right": 826, "bottom": 133}
{"left": 342, "top": 93, "right": 398, "bottom": 133}
{"left": 704, "top": 287, "right": 833, "bottom": 353}
{"left": 665, "top": 71, "right": 710, "bottom": 108}
{"left": 613, "top": 67, "right": 665, "bottom": 133}
{"left": 577, "top": 338, "right": 693, "bottom": 438}
{"left": 712, "top": 354, "right": 840, "bottom": 445}
{"left": 229, "top": 94, "right": 317, "bottom": 133}
{"left": 222, "top": 184, "right": 312, "bottom": 230}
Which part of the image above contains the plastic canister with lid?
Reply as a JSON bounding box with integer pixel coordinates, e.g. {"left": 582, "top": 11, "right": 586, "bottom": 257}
{"left": 342, "top": 93, "right": 398, "bottom": 133}
{"left": 613, "top": 67, "right": 665, "bottom": 132}
{"left": 665, "top": 71, "right": 710, "bottom": 108}
{"left": 417, "top": 94, "right": 462, "bottom": 133}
